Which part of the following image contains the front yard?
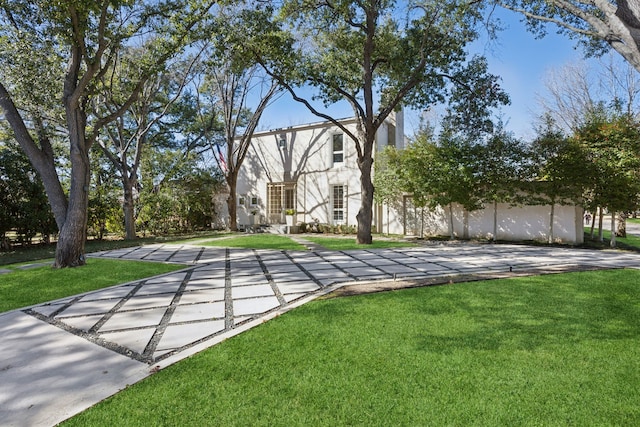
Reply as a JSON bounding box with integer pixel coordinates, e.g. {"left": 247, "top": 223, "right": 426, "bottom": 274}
{"left": 62, "top": 269, "right": 640, "bottom": 426}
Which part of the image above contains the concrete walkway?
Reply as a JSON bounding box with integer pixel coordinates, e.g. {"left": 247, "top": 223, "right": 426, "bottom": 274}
{"left": 2, "top": 242, "right": 640, "bottom": 426}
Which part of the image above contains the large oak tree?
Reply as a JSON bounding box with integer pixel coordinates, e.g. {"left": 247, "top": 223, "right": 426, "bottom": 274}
{"left": 246, "top": 0, "right": 508, "bottom": 244}
{"left": 0, "top": 0, "right": 215, "bottom": 267}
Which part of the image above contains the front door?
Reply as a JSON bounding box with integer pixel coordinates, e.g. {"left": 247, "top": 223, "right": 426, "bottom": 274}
{"left": 267, "top": 182, "right": 296, "bottom": 224}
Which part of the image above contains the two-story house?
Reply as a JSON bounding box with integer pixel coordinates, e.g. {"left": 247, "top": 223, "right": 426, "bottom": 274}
{"left": 232, "top": 111, "right": 584, "bottom": 244}
{"left": 234, "top": 112, "right": 405, "bottom": 232}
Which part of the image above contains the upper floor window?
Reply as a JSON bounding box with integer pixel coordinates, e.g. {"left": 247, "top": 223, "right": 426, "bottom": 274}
{"left": 332, "top": 133, "right": 344, "bottom": 164}
{"left": 387, "top": 123, "right": 396, "bottom": 148}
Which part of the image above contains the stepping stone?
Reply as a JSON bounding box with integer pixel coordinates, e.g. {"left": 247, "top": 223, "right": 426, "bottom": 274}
{"left": 233, "top": 296, "right": 280, "bottom": 317}
{"left": 99, "top": 307, "right": 167, "bottom": 332}
{"left": 170, "top": 301, "right": 225, "bottom": 323}
{"left": 232, "top": 284, "right": 274, "bottom": 299}
{"left": 101, "top": 327, "right": 157, "bottom": 355}
{"left": 155, "top": 320, "right": 226, "bottom": 353}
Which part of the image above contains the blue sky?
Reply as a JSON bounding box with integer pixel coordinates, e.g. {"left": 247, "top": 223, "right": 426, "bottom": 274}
{"left": 257, "top": 8, "right": 592, "bottom": 141}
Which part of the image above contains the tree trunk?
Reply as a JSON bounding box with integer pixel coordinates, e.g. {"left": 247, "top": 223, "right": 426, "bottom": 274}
{"left": 122, "top": 174, "right": 137, "bottom": 240}
{"left": 449, "top": 203, "right": 455, "bottom": 240}
{"left": 54, "top": 98, "right": 90, "bottom": 267}
{"left": 617, "top": 212, "right": 627, "bottom": 237}
{"left": 598, "top": 208, "right": 604, "bottom": 242}
{"left": 386, "top": 203, "right": 390, "bottom": 236}
{"left": 0, "top": 82, "right": 68, "bottom": 231}
{"left": 610, "top": 211, "right": 617, "bottom": 248}
{"left": 227, "top": 174, "right": 238, "bottom": 232}
{"left": 55, "top": 140, "right": 90, "bottom": 267}
{"left": 463, "top": 208, "right": 469, "bottom": 239}
{"left": 548, "top": 202, "right": 555, "bottom": 244}
{"left": 590, "top": 210, "right": 596, "bottom": 239}
{"left": 356, "top": 155, "right": 374, "bottom": 244}
{"left": 493, "top": 200, "right": 498, "bottom": 242}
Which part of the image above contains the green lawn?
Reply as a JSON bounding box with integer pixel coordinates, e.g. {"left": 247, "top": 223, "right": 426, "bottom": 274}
{"left": 0, "top": 232, "right": 226, "bottom": 266}
{"left": 585, "top": 226, "right": 640, "bottom": 250}
{"left": 64, "top": 269, "right": 640, "bottom": 426}
{"left": 0, "top": 258, "right": 184, "bottom": 313}
{"left": 200, "top": 234, "right": 307, "bottom": 250}
{"left": 196, "top": 234, "right": 418, "bottom": 251}
{"left": 163, "top": 232, "right": 232, "bottom": 245}
{"left": 305, "top": 236, "right": 417, "bottom": 250}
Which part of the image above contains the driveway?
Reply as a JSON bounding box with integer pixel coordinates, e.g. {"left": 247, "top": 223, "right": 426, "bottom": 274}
{"left": 2, "top": 242, "right": 640, "bottom": 426}
{"left": 625, "top": 220, "right": 640, "bottom": 237}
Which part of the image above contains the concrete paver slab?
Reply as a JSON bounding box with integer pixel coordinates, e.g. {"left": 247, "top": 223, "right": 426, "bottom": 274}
{"left": 59, "top": 314, "right": 104, "bottom": 332}
{"left": 233, "top": 296, "right": 281, "bottom": 317}
{"left": 101, "top": 328, "right": 157, "bottom": 354}
{"left": 232, "top": 284, "right": 275, "bottom": 299}
{"left": 170, "top": 302, "right": 225, "bottom": 323}
{"left": 277, "top": 281, "right": 322, "bottom": 294}
{"left": 100, "top": 306, "right": 167, "bottom": 331}
{"left": 179, "top": 288, "right": 225, "bottom": 304}
{"left": 156, "top": 320, "right": 226, "bottom": 353}
{"left": 55, "top": 299, "right": 122, "bottom": 318}
{"left": 184, "top": 279, "right": 226, "bottom": 290}
{"left": 135, "top": 282, "right": 183, "bottom": 295}
{"left": 119, "top": 293, "right": 175, "bottom": 311}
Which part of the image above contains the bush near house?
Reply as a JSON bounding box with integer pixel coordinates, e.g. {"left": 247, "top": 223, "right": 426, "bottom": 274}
{"left": 299, "top": 222, "right": 357, "bottom": 235}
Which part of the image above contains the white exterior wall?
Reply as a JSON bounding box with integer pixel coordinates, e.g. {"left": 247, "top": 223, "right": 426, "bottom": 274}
{"left": 404, "top": 202, "right": 584, "bottom": 244}
{"left": 237, "top": 118, "right": 363, "bottom": 228}
{"left": 234, "top": 111, "right": 584, "bottom": 245}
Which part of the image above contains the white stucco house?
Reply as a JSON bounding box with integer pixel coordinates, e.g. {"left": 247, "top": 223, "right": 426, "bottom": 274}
{"left": 235, "top": 112, "right": 405, "bottom": 233}
{"left": 233, "top": 111, "right": 584, "bottom": 245}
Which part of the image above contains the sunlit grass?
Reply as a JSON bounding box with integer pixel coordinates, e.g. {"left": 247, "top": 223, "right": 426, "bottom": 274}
{"left": 0, "top": 258, "right": 184, "bottom": 313}
{"left": 304, "top": 236, "right": 417, "bottom": 250}
{"left": 200, "top": 234, "right": 307, "bottom": 251}
{"left": 63, "top": 269, "right": 640, "bottom": 426}
{"left": 166, "top": 232, "right": 233, "bottom": 245}
{"left": 584, "top": 226, "right": 640, "bottom": 250}
{"left": 0, "top": 233, "right": 223, "bottom": 266}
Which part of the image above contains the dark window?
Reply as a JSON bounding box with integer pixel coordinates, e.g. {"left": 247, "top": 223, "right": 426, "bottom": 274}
{"left": 332, "top": 134, "right": 343, "bottom": 164}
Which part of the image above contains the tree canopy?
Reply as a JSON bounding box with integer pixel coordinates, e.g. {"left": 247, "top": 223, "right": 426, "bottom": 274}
{"left": 0, "top": 0, "right": 215, "bottom": 266}
{"left": 243, "top": 0, "right": 508, "bottom": 244}
{"left": 497, "top": 0, "right": 640, "bottom": 72}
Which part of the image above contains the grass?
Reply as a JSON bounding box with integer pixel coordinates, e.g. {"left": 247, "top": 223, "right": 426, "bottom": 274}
{"left": 584, "top": 226, "right": 640, "bottom": 251}
{"left": 197, "top": 234, "right": 417, "bottom": 251}
{"left": 63, "top": 269, "right": 640, "bottom": 426}
{"left": 305, "top": 235, "right": 417, "bottom": 250}
{"left": 163, "top": 232, "right": 232, "bottom": 245}
{"left": 0, "top": 232, "right": 226, "bottom": 266}
{"left": 200, "top": 234, "right": 307, "bottom": 251}
{"left": 0, "top": 258, "right": 184, "bottom": 313}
